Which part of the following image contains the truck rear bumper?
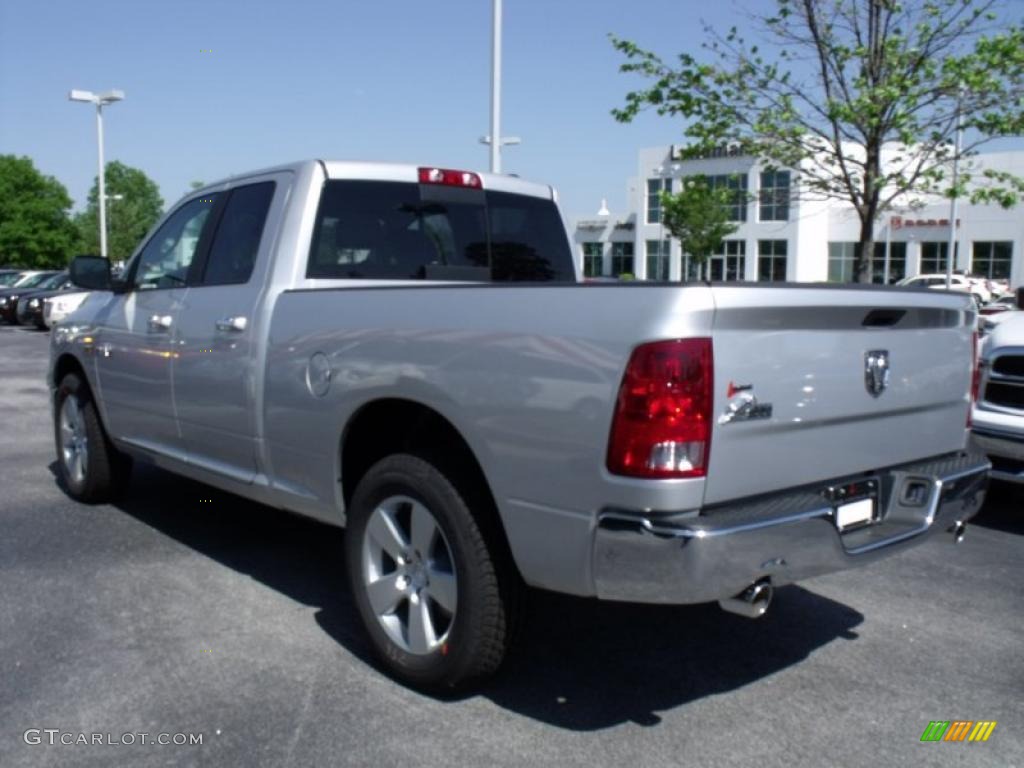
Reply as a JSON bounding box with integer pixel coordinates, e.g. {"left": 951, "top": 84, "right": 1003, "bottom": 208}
{"left": 592, "top": 451, "right": 990, "bottom": 605}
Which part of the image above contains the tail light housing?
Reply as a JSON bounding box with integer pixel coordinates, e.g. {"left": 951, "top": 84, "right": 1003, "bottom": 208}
{"left": 607, "top": 338, "right": 713, "bottom": 478}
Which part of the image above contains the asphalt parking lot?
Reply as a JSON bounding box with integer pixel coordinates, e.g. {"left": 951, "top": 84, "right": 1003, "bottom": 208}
{"left": 1, "top": 324, "right": 1022, "bottom": 768}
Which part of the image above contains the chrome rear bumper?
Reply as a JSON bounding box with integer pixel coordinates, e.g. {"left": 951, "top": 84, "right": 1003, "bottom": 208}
{"left": 592, "top": 452, "right": 990, "bottom": 605}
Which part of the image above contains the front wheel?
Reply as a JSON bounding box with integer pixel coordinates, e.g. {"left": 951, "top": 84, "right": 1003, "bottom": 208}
{"left": 345, "top": 454, "right": 519, "bottom": 691}
{"left": 54, "top": 373, "right": 131, "bottom": 503}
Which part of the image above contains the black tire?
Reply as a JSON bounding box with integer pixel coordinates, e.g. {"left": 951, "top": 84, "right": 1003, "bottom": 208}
{"left": 345, "top": 453, "right": 520, "bottom": 691}
{"left": 54, "top": 372, "right": 131, "bottom": 503}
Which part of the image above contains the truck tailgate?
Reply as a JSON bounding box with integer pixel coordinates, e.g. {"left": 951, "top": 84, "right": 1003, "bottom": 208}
{"left": 704, "top": 286, "right": 974, "bottom": 505}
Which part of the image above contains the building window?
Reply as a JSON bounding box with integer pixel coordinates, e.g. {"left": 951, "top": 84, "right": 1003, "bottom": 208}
{"left": 708, "top": 239, "right": 746, "bottom": 281}
{"left": 681, "top": 252, "right": 703, "bottom": 281}
{"left": 707, "top": 174, "right": 749, "bottom": 221}
{"left": 828, "top": 242, "right": 857, "bottom": 282}
{"left": 758, "top": 170, "right": 790, "bottom": 221}
{"left": 920, "top": 242, "right": 958, "bottom": 274}
{"left": 872, "top": 242, "right": 906, "bottom": 284}
{"left": 972, "top": 241, "right": 1013, "bottom": 280}
{"left": 582, "top": 242, "right": 604, "bottom": 278}
{"left": 758, "top": 240, "right": 788, "bottom": 281}
{"left": 610, "top": 242, "right": 634, "bottom": 277}
{"left": 829, "top": 241, "right": 908, "bottom": 283}
{"left": 646, "top": 178, "right": 672, "bottom": 224}
{"left": 645, "top": 239, "right": 671, "bottom": 280}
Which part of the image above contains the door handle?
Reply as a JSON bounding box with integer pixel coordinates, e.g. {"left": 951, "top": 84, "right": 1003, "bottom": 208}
{"left": 216, "top": 316, "right": 248, "bottom": 332}
{"left": 148, "top": 314, "right": 173, "bottom": 331}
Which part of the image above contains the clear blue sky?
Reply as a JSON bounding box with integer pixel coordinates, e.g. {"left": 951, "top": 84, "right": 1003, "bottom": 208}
{"left": 0, "top": 0, "right": 766, "bottom": 219}
{"left": 1, "top": 0, "right": 1019, "bottom": 221}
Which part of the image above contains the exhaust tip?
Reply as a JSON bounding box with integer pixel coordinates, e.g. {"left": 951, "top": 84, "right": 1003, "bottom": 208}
{"left": 949, "top": 521, "right": 967, "bottom": 545}
{"left": 718, "top": 579, "right": 773, "bottom": 619}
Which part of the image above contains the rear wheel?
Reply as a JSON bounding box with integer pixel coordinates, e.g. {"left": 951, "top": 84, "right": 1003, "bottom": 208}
{"left": 345, "top": 454, "right": 519, "bottom": 691}
{"left": 54, "top": 373, "right": 131, "bottom": 503}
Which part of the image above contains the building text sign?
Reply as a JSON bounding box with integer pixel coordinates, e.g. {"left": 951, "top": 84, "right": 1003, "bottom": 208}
{"left": 891, "top": 216, "right": 960, "bottom": 229}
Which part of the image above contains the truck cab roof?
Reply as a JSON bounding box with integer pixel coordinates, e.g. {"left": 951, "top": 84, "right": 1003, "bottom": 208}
{"left": 193, "top": 160, "right": 555, "bottom": 201}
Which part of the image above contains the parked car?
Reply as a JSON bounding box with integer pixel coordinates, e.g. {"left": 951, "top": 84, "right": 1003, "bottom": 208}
{"left": 0, "top": 270, "right": 46, "bottom": 288}
{"left": 0, "top": 271, "right": 58, "bottom": 322}
{"left": 979, "top": 307, "right": 1022, "bottom": 337}
{"left": 979, "top": 293, "right": 1020, "bottom": 316}
{"left": 983, "top": 277, "right": 1010, "bottom": 297}
{"left": 51, "top": 160, "right": 988, "bottom": 690}
{"left": 13, "top": 272, "right": 74, "bottom": 325}
{"left": 972, "top": 306, "right": 1024, "bottom": 484}
{"left": 896, "top": 273, "right": 990, "bottom": 304}
{"left": 42, "top": 290, "right": 93, "bottom": 329}
{"left": 0, "top": 269, "right": 26, "bottom": 286}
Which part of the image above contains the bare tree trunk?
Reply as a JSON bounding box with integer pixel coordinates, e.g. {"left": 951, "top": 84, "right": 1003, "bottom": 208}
{"left": 856, "top": 216, "right": 875, "bottom": 284}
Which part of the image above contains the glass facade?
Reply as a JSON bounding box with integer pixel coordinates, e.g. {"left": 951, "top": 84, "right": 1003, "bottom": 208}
{"left": 757, "top": 239, "right": 788, "bottom": 281}
{"left": 646, "top": 178, "right": 672, "bottom": 224}
{"left": 645, "top": 239, "right": 671, "bottom": 280}
{"left": 827, "top": 242, "right": 857, "bottom": 282}
{"left": 582, "top": 242, "right": 604, "bottom": 277}
{"left": 611, "top": 242, "right": 635, "bottom": 276}
{"left": 920, "top": 242, "right": 958, "bottom": 274}
{"left": 972, "top": 241, "right": 1012, "bottom": 279}
{"left": 706, "top": 174, "right": 749, "bottom": 221}
{"left": 829, "top": 241, "right": 907, "bottom": 283}
{"left": 871, "top": 242, "right": 906, "bottom": 284}
{"left": 708, "top": 239, "right": 746, "bottom": 281}
{"left": 758, "top": 171, "right": 790, "bottom": 221}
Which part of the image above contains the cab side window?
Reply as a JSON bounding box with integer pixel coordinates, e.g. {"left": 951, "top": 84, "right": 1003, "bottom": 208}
{"left": 134, "top": 197, "right": 218, "bottom": 290}
{"left": 200, "top": 182, "right": 275, "bottom": 286}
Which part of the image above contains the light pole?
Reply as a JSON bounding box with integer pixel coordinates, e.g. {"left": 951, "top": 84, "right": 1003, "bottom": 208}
{"left": 479, "top": 0, "right": 521, "bottom": 173}
{"left": 69, "top": 89, "right": 125, "bottom": 260}
{"left": 945, "top": 84, "right": 964, "bottom": 289}
{"left": 104, "top": 193, "right": 124, "bottom": 258}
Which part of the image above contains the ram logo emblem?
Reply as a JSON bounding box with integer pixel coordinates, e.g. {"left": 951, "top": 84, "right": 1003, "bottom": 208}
{"left": 865, "top": 350, "right": 890, "bottom": 397}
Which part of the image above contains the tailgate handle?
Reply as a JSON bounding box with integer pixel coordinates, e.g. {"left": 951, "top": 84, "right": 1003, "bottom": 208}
{"left": 216, "top": 316, "right": 248, "bottom": 332}
{"left": 862, "top": 309, "right": 906, "bottom": 327}
{"left": 148, "top": 314, "right": 173, "bottom": 331}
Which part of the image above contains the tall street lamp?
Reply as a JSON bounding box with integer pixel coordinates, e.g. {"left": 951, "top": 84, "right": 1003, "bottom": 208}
{"left": 945, "top": 84, "right": 964, "bottom": 290}
{"left": 68, "top": 89, "right": 125, "bottom": 260}
{"left": 479, "top": 0, "right": 521, "bottom": 173}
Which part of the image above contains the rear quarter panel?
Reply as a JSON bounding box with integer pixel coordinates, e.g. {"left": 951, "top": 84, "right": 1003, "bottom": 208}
{"left": 262, "top": 284, "right": 715, "bottom": 594}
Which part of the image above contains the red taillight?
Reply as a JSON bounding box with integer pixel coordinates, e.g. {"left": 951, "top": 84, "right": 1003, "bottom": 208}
{"left": 607, "top": 338, "right": 713, "bottom": 478}
{"left": 418, "top": 167, "right": 482, "bottom": 188}
{"left": 968, "top": 330, "right": 980, "bottom": 427}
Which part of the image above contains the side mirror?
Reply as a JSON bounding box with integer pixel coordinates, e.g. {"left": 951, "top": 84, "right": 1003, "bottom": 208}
{"left": 69, "top": 255, "right": 112, "bottom": 291}
{"left": 1017, "top": 286, "right": 1024, "bottom": 310}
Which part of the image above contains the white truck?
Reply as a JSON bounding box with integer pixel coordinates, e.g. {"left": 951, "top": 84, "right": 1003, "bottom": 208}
{"left": 51, "top": 160, "right": 988, "bottom": 690}
{"left": 973, "top": 305, "right": 1024, "bottom": 484}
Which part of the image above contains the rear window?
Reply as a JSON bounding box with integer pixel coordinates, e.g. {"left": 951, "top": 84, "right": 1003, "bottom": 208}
{"left": 306, "top": 180, "right": 574, "bottom": 282}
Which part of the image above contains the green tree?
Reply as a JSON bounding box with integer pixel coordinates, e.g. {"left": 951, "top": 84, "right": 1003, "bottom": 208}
{"left": 612, "top": 0, "right": 1024, "bottom": 282}
{"left": 76, "top": 161, "right": 164, "bottom": 262}
{"left": 661, "top": 176, "right": 740, "bottom": 280}
{"left": 0, "top": 155, "right": 78, "bottom": 268}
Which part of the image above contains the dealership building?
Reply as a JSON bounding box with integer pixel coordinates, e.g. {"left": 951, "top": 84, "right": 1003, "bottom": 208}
{"left": 572, "top": 144, "right": 1024, "bottom": 289}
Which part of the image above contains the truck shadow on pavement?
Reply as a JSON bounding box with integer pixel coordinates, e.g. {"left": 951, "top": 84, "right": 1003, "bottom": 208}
{"left": 970, "top": 482, "right": 1023, "bottom": 535}
{"left": 54, "top": 460, "right": 866, "bottom": 731}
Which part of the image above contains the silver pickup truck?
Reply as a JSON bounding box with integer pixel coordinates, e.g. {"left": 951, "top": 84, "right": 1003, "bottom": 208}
{"left": 51, "top": 160, "right": 989, "bottom": 690}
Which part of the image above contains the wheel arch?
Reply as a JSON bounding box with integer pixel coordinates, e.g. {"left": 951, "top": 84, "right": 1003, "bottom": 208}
{"left": 339, "top": 398, "right": 520, "bottom": 579}
{"left": 52, "top": 352, "right": 114, "bottom": 441}
{"left": 53, "top": 352, "right": 89, "bottom": 393}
